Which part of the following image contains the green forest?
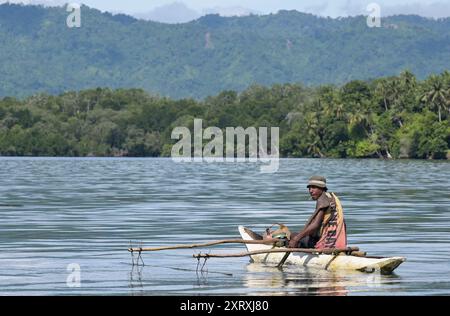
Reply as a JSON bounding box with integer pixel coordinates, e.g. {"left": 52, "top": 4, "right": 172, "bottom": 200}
{"left": 0, "top": 4, "right": 449, "bottom": 99}
{"left": 0, "top": 71, "right": 448, "bottom": 159}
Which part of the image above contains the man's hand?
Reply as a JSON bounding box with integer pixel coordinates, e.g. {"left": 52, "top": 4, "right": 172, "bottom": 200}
{"left": 288, "top": 237, "right": 299, "bottom": 248}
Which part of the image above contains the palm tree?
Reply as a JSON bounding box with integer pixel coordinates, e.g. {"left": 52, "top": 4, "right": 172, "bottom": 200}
{"left": 334, "top": 103, "right": 345, "bottom": 120}
{"left": 346, "top": 106, "right": 376, "bottom": 138}
{"left": 421, "top": 75, "right": 448, "bottom": 122}
{"left": 302, "top": 112, "right": 324, "bottom": 157}
{"left": 375, "top": 79, "right": 391, "bottom": 112}
{"left": 387, "top": 78, "right": 402, "bottom": 112}
{"left": 400, "top": 70, "right": 417, "bottom": 90}
{"left": 303, "top": 112, "right": 319, "bottom": 136}
{"left": 306, "top": 138, "right": 324, "bottom": 158}
{"left": 444, "top": 71, "right": 450, "bottom": 116}
{"left": 322, "top": 89, "right": 346, "bottom": 120}
{"left": 375, "top": 77, "right": 404, "bottom": 113}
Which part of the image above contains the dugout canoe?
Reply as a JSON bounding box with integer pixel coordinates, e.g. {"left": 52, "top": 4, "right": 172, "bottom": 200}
{"left": 238, "top": 226, "right": 406, "bottom": 274}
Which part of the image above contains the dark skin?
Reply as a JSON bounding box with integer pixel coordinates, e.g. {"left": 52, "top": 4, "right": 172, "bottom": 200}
{"left": 288, "top": 186, "right": 325, "bottom": 248}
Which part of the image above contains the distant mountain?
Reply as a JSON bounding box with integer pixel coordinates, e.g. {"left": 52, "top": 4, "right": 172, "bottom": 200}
{"left": 0, "top": 3, "right": 449, "bottom": 99}
{"left": 202, "top": 6, "right": 260, "bottom": 17}
{"left": 134, "top": 2, "right": 201, "bottom": 23}
{"left": 381, "top": 2, "right": 450, "bottom": 19}
{"left": 133, "top": 2, "right": 259, "bottom": 23}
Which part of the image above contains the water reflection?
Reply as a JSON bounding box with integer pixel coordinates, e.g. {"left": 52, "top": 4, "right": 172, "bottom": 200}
{"left": 129, "top": 264, "right": 144, "bottom": 293}
{"left": 243, "top": 263, "right": 348, "bottom": 295}
{"left": 0, "top": 158, "right": 448, "bottom": 295}
{"left": 243, "top": 263, "right": 403, "bottom": 295}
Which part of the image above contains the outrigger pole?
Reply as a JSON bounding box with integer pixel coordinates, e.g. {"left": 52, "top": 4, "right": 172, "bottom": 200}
{"left": 192, "top": 247, "right": 361, "bottom": 259}
{"left": 127, "top": 238, "right": 286, "bottom": 253}
{"left": 128, "top": 238, "right": 363, "bottom": 268}
{"left": 191, "top": 247, "right": 362, "bottom": 273}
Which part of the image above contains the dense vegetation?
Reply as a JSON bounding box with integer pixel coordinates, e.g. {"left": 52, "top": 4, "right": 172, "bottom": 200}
{"left": 0, "top": 4, "right": 449, "bottom": 99}
{"left": 1, "top": 71, "right": 448, "bottom": 159}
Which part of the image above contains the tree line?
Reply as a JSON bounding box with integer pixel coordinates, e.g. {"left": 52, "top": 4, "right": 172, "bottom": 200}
{"left": 0, "top": 70, "right": 448, "bottom": 159}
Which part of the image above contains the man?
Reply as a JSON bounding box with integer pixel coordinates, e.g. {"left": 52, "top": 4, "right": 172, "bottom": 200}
{"left": 288, "top": 176, "right": 347, "bottom": 249}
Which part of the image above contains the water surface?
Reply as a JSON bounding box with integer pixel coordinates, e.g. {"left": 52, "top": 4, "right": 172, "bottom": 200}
{"left": 0, "top": 157, "right": 449, "bottom": 295}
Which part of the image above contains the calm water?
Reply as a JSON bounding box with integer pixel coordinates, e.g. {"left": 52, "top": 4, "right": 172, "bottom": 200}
{"left": 0, "top": 157, "right": 449, "bottom": 296}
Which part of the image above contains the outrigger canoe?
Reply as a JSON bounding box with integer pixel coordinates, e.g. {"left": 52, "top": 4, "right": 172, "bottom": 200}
{"left": 238, "top": 226, "right": 406, "bottom": 274}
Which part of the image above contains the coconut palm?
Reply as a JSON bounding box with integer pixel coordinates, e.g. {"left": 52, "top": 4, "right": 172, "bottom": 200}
{"left": 421, "top": 75, "right": 448, "bottom": 122}
{"left": 346, "top": 105, "right": 376, "bottom": 138}
{"left": 306, "top": 138, "right": 324, "bottom": 158}
{"left": 400, "top": 70, "right": 417, "bottom": 89}
{"left": 323, "top": 98, "right": 345, "bottom": 120}
{"left": 375, "top": 79, "right": 391, "bottom": 112}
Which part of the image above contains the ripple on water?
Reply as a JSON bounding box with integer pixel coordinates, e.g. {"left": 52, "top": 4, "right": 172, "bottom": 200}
{"left": 0, "top": 157, "right": 449, "bottom": 295}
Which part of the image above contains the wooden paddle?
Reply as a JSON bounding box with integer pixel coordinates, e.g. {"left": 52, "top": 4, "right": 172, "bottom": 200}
{"left": 277, "top": 252, "right": 291, "bottom": 268}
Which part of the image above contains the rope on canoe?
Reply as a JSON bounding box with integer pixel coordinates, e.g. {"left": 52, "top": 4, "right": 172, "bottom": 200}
{"left": 195, "top": 251, "right": 210, "bottom": 273}
{"left": 130, "top": 240, "right": 145, "bottom": 266}
{"left": 324, "top": 248, "right": 347, "bottom": 269}
{"left": 324, "top": 253, "right": 340, "bottom": 270}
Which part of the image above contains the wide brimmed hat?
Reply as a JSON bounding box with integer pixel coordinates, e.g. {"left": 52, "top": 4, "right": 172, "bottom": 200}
{"left": 307, "top": 176, "right": 327, "bottom": 189}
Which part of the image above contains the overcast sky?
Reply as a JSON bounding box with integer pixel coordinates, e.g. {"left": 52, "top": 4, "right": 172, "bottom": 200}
{"left": 3, "top": 0, "right": 450, "bottom": 18}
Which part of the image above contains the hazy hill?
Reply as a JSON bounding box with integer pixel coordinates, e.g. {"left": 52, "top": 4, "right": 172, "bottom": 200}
{"left": 133, "top": 2, "right": 201, "bottom": 23}
{"left": 0, "top": 3, "right": 449, "bottom": 99}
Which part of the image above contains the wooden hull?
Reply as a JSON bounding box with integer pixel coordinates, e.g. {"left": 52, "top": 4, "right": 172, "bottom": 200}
{"left": 238, "top": 226, "right": 405, "bottom": 274}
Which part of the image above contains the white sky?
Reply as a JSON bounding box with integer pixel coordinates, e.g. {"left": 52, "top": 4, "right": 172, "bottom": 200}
{"left": 2, "top": 0, "right": 450, "bottom": 17}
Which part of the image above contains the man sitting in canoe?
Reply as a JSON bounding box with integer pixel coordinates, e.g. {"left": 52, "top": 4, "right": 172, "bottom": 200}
{"left": 288, "top": 176, "right": 347, "bottom": 249}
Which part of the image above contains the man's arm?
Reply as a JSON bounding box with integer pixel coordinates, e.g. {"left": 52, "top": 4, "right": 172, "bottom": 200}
{"left": 288, "top": 210, "right": 324, "bottom": 248}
